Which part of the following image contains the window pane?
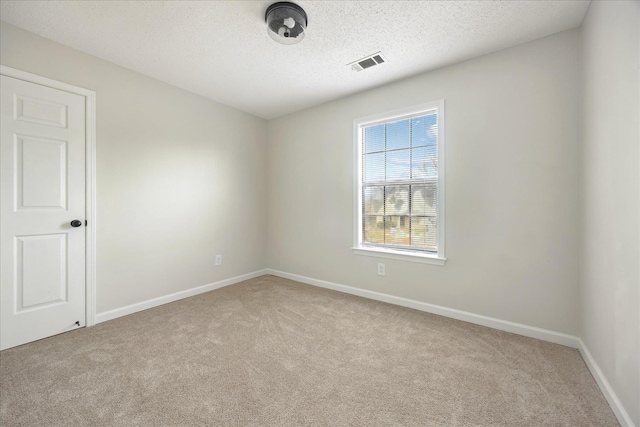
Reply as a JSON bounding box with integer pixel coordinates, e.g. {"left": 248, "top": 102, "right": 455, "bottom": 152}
{"left": 386, "top": 148, "right": 410, "bottom": 181}
{"left": 385, "top": 185, "right": 409, "bottom": 215}
{"left": 386, "top": 119, "right": 410, "bottom": 151}
{"left": 410, "top": 216, "right": 437, "bottom": 250}
{"left": 359, "top": 109, "right": 441, "bottom": 254}
{"left": 364, "top": 152, "right": 385, "bottom": 182}
{"left": 411, "top": 146, "right": 437, "bottom": 179}
{"left": 364, "top": 124, "right": 385, "bottom": 153}
{"left": 411, "top": 114, "right": 437, "bottom": 147}
{"left": 411, "top": 184, "right": 437, "bottom": 216}
{"left": 385, "top": 216, "right": 410, "bottom": 246}
{"left": 363, "top": 187, "right": 384, "bottom": 215}
{"left": 363, "top": 215, "right": 384, "bottom": 244}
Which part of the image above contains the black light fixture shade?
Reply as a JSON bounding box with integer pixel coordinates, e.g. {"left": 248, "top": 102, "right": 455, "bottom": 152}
{"left": 265, "top": 2, "right": 308, "bottom": 45}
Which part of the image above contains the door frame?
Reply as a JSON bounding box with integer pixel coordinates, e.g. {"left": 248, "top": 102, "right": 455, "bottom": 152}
{"left": 1, "top": 65, "right": 97, "bottom": 327}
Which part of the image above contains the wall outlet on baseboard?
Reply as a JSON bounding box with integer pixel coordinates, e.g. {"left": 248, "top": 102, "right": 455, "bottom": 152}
{"left": 215, "top": 255, "right": 222, "bottom": 266}
{"left": 377, "top": 263, "right": 385, "bottom": 276}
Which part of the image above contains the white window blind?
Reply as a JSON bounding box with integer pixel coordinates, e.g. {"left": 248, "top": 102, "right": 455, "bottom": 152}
{"left": 358, "top": 105, "right": 442, "bottom": 255}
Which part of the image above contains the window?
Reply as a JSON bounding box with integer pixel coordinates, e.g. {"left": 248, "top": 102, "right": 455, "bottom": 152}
{"left": 353, "top": 101, "right": 445, "bottom": 265}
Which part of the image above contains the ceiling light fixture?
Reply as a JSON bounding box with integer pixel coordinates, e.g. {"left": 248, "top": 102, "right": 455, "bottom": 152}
{"left": 265, "top": 2, "right": 308, "bottom": 45}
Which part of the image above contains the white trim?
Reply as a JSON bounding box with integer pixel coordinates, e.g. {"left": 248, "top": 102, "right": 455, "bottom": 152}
{"left": 352, "top": 246, "right": 446, "bottom": 265}
{"left": 85, "top": 91, "right": 97, "bottom": 326}
{"left": 266, "top": 269, "right": 579, "bottom": 348}
{"left": 0, "top": 65, "right": 97, "bottom": 327}
{"left": 578, "top": 340, "right": 637, "bottom": 427}
{"left": 0, "top": 66, "right": 95, "bottom": 98}
{"left": 96, "top": 269, "right": 268, "bottom": 324}
{"left": 353, "top": 100, "right": 446, "bottom": 261}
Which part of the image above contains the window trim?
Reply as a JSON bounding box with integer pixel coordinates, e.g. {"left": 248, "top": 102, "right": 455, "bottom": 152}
{"left": 352, "top": 100, "right": 446, "bottom": 265}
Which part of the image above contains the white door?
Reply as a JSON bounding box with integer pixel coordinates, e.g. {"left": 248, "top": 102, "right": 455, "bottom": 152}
{"left": 1, "top": 75, "right": 86, "bottom": 350}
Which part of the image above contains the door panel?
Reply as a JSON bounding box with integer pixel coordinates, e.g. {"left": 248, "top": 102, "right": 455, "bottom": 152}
{"left": 15, "top": 94, "right": 68, "bottom": 128}
{"left": 16, "top": 234, "right": 67, "bottom": 311}
{"left": 1, "top": 75, "right": 86, "bottom": 350}
{"left": 16, "top": 135, "right": 67, "bottom": 209}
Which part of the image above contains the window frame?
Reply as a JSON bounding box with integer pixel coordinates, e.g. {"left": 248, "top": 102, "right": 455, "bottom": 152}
{"left": 352, "top": 100, "right": 446, "bottom": 265}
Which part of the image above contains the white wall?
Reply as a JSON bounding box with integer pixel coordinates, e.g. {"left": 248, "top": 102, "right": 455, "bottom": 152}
{"left": 267, "top": 30, "right": 582, "bottom": 335}
{"left": 0, "top": 22, "right": 268, "bottom": 314}
{"left": 580, "top": 1, "right": 640, "bottom": 425}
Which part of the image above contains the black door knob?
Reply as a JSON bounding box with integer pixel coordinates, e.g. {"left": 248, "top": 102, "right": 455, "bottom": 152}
{"left": 70, "top": 220, "right": 82, "bottom": 228}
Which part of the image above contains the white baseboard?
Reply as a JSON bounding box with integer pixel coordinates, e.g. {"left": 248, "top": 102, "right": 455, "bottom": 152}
{"left": 93, "top": 268, "right": 633, "bottom": 426}
{"left": 95, "top": 269, "right": 268, "bottom": 324}
{"left": 265, "top": 269, "right": 580, "bottom": 348}
{"left": 579, "top": 340, "right": 636, "bottom": 427}
{"left": 266, "top": 269, "right": 639, "bottom": 425}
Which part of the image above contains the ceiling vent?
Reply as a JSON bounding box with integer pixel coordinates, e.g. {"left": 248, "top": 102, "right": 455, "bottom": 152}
{"left": 348, "top": 52, "right": 388, "bottom": 72}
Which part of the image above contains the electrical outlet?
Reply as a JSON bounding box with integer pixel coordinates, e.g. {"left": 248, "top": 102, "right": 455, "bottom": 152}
{"left": 377, "top": 263, "right": 385, "bottom": 276}
{"left": 215, "top": 255, "right": 222, "bottom": 266}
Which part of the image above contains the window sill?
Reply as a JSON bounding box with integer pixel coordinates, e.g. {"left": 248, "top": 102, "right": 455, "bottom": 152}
{"left": 352, "top": 246, "right": 446, "bottom": 265}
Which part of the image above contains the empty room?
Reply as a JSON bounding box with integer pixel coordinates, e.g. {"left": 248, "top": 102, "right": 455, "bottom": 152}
{"left": 0, "top": 0, "right": 638, "bottom": 425}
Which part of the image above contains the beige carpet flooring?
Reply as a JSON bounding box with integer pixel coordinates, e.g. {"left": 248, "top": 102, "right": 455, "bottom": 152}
{"left": 0, "top": 275, "right": 618, "bottom": 426}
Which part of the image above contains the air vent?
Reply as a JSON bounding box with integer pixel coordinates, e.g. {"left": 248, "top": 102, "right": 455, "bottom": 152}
{"left": 348, "top": 52, "right": 388, "bottom": 72}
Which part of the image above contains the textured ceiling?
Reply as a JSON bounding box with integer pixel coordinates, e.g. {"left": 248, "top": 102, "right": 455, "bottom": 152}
{"left": 0, "top": 1, "right": 590, "bottom": 119}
